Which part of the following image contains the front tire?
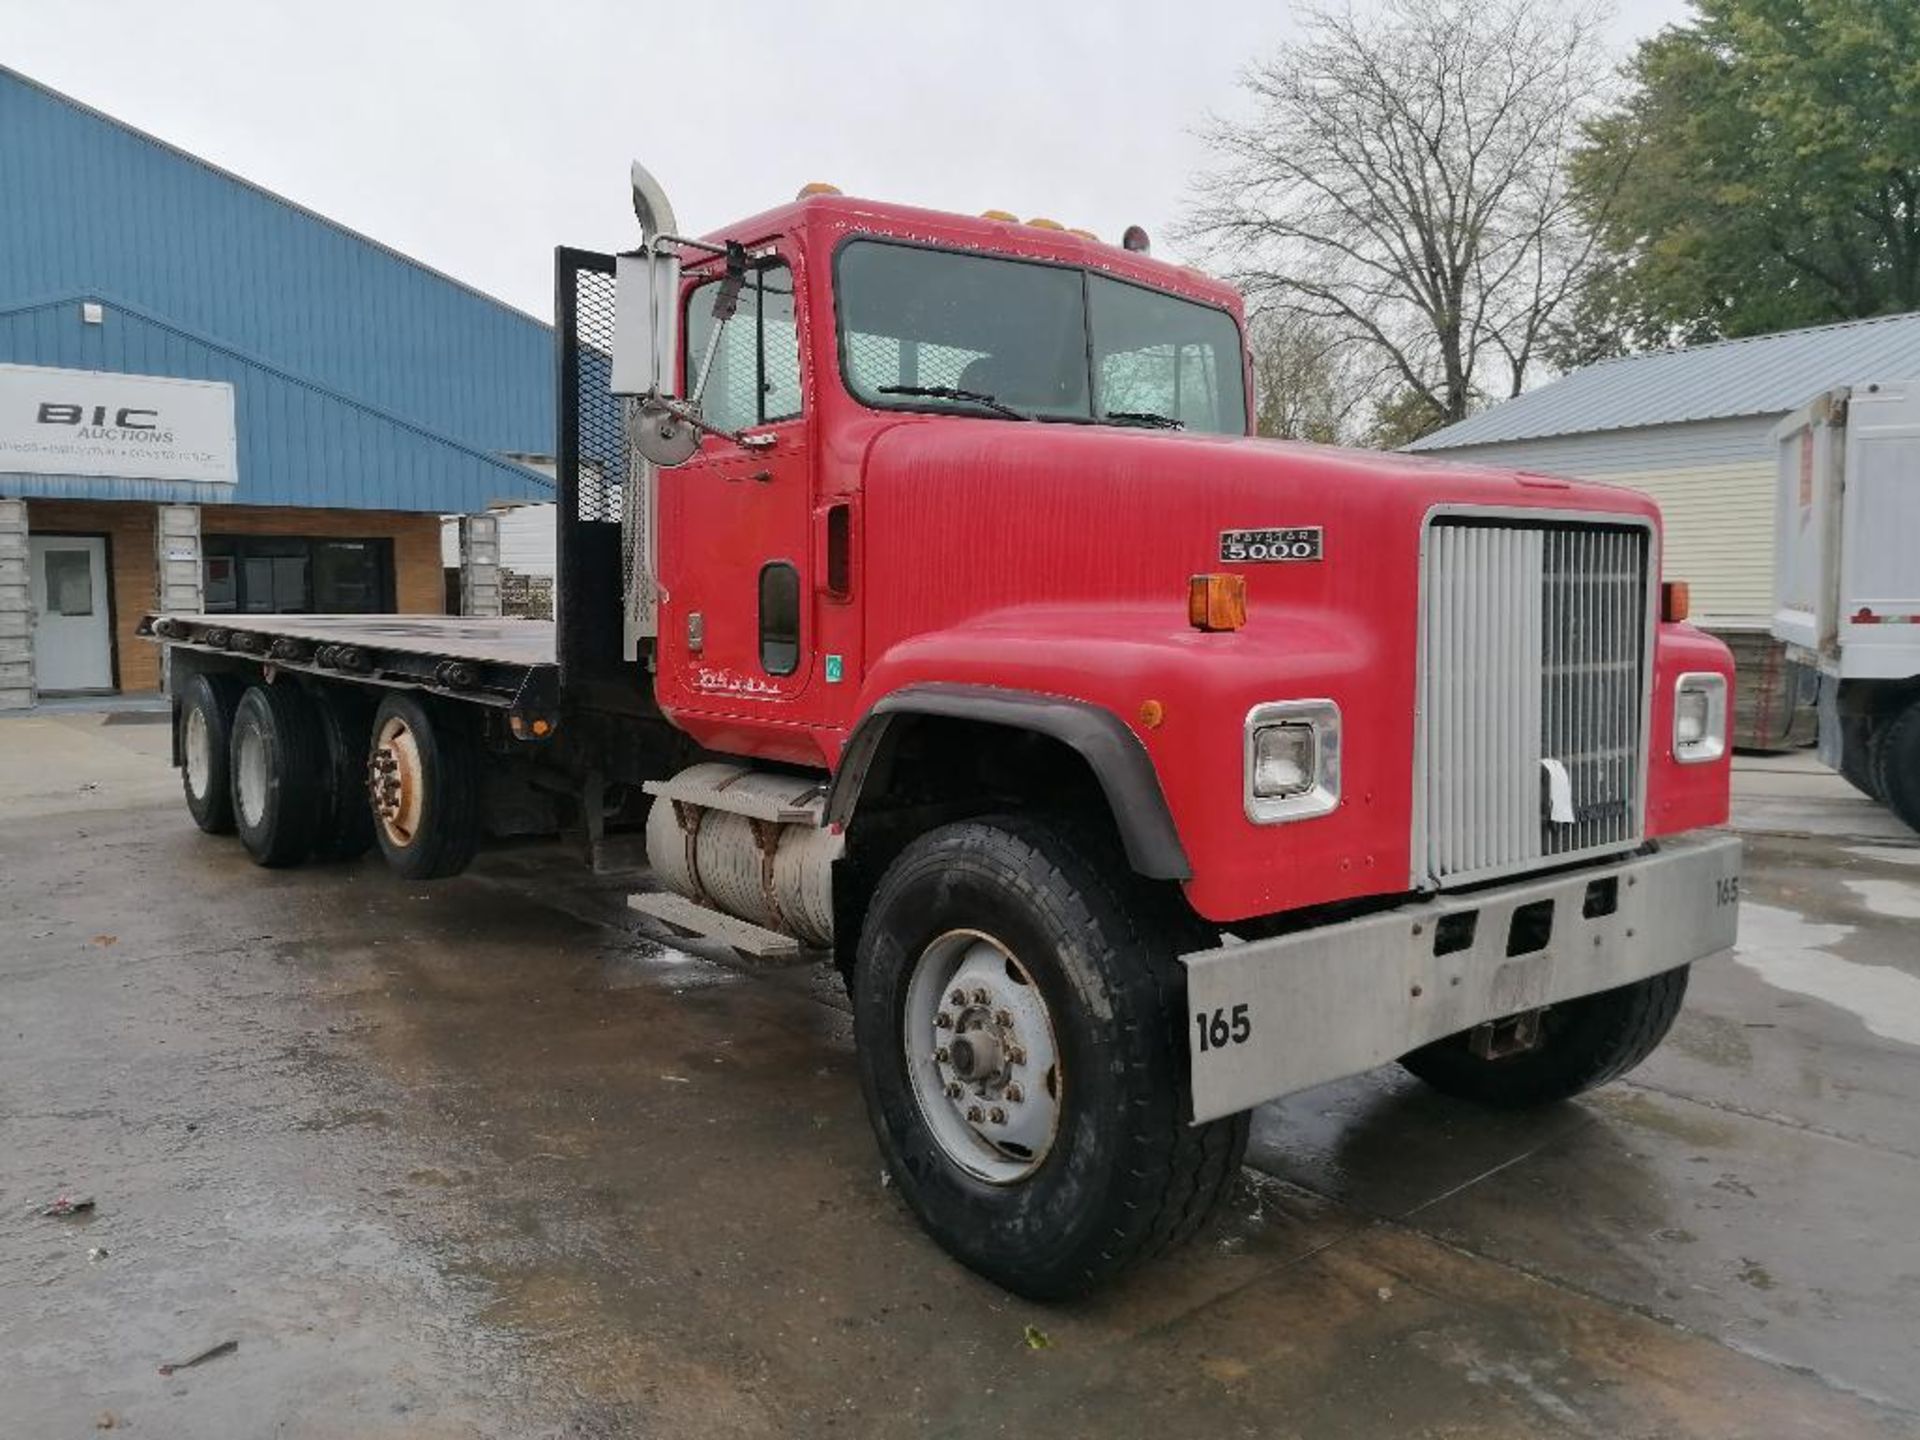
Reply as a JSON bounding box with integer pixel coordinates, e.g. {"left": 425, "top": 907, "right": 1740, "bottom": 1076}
{"left": 1399, "top": 966, "right": 1689, "bottom": 1108}
{"left": 852, "top": 816, "right": 1247, "bottom": 1301}
{"left": 230, "top": 682, "right": 327, "bottom": 867}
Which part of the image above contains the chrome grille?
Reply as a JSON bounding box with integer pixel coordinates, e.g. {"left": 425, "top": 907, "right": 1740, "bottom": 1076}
{"left": 1419, "top": 516, "right": 1650, "bottom": 887}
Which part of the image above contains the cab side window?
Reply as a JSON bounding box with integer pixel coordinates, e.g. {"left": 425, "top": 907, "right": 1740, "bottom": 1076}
{"left": 684, "top": 262, "right": 801, "bottom": 433}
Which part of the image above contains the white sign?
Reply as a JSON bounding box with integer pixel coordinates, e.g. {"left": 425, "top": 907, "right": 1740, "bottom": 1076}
{"left": 0, "top": 363, "right": 238, "bottom": 485}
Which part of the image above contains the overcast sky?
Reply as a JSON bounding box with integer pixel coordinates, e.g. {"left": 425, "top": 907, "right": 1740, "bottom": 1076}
{"left": 2, "top": 0, "right": 1695, "bottom": 321}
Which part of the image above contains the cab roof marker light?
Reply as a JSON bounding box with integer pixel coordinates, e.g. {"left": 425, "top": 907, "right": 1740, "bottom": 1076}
{"left": 981, "top": 209, "right": 1019, "bottom": 222}
{"left": 1026, "top": 217, "right": 1066, "bottom": 231}
{"left": 796, "top": 182, "right": 843, "bottom": 199}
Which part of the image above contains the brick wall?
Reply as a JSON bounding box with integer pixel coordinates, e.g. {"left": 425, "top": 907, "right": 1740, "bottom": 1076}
{"left": 24, "top": 501, "right": 444, "bottom": 693}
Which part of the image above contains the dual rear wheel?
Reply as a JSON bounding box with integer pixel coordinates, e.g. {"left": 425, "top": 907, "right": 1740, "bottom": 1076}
{"left": 177, "top": 675, "right": 479, "bottom": 875}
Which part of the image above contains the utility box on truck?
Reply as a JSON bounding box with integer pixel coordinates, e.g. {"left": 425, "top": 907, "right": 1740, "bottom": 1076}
{"left": 1772, "top": 382, "right": 1920, "bottom": 828}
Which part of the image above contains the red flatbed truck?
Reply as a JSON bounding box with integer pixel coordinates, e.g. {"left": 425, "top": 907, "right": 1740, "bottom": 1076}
{"left": 142, "top": 168, "right": 1741, "bottom": 1299}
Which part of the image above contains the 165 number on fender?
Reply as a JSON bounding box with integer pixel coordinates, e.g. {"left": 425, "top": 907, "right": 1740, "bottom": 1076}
{"left": 1194, "top": 1004, "right": 1252, "bottom": 1054}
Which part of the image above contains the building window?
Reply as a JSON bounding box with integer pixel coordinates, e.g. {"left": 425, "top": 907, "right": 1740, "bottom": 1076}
{"left": 45, "top": 549, "right": 95, "bottom": 615}
{"left": 203, "top": 536, "right": 395, "bottom": 614}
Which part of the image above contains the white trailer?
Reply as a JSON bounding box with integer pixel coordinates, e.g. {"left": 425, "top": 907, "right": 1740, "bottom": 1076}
{"left": 1771, "top": 382, "right": 1920, "bottom": 830}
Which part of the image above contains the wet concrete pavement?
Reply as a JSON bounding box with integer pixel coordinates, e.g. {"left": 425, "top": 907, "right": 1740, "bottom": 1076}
{"left": 3, "top": 710, "right": 1917, "bottom": 1437}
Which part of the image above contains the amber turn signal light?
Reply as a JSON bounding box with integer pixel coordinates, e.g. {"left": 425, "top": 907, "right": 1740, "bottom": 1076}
{"left": 1189, "top": 574, "right": 1247, "bottom": 632}
{"left": 1661, "top": 580, "right": 1690, "bottom": 623}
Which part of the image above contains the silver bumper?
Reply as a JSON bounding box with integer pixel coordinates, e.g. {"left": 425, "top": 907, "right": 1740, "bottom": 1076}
{"left": 1182, "top": 833, "right": 1742, "bottom": 1122}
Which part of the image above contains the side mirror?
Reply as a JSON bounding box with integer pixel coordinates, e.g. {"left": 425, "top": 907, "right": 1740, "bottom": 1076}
{"left": 611, "top": 247, "right": 682, "bottom": 404}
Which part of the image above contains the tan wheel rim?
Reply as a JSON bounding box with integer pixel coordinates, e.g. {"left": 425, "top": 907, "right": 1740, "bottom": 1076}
{"left": 370, "top": 714, "right": 426, "bottom": 847}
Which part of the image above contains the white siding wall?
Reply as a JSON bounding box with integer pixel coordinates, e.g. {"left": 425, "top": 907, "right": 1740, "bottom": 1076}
{"left": 440, "top": 502, "right": 557, "bottom": 578}
{"left": 1434, "top": 415, "right": 1781, "bottom": 625}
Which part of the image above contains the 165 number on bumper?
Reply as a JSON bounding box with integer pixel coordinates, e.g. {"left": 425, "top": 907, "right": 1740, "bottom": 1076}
{"left": 1195, "top": 1004, "right": 1252, "bottom": 1053}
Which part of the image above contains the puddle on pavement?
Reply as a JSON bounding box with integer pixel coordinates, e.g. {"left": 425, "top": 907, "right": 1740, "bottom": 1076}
{"left": 1733, "top": 902, "right": 1920, "bottom": 1048}
{"left": 1842, "top": 878, "right": 1920, "bottom": 921}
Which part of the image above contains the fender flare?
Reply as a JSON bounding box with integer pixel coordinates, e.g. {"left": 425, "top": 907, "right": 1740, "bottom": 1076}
{"left": 828, "top": 683, "right": 1192, "bottom": 881}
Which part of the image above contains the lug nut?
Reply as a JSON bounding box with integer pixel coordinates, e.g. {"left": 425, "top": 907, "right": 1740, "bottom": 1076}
{"left": 994, "top": 1009, "right": 1012, "bottom": 1027}
{"left": 989, "top": 1107, "right": 1006, "bottom": 1125}
{"left": 966, "top": 1105, "right": 984, "bottom": 1123}
{"left": 972, "top": 988, "right": 989, "bottom": 1005}
{"left": 1005, "top": 1084, "right": 1023, "bottom": 1103}
{"left": 950, "top": 989, "right": 966, "bottom": 1007}
{"left": 946, "top": 1082, "right": 963, "bottom": 1099}
{"left": 934, "top": 1012, "right": 952, "bottom": 1029}
{"left": 935, "top": 1046, "right": 950, "bottom": 1063}
{"left": 1008, "top": 1046, "right": 1027, "bottom": 1066}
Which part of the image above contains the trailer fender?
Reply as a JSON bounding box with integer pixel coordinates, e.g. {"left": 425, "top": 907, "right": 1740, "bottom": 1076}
{"left": 827, "top": 683, "right": 1191, "bottom": 881}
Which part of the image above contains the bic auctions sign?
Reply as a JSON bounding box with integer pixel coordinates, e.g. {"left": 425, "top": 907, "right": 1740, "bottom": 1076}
{"left": 0, "top": 363, "right": 237, "bottom": 485}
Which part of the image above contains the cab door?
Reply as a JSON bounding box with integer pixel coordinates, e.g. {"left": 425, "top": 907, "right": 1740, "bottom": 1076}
{"left": 655, "top": 249, "right": 816, "bottom": 722}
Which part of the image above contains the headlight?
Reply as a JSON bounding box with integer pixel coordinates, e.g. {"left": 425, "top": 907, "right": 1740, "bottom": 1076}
{"left": 1244, "top": 699, "right": 1340, "bottom": 823}
{"left": 1673, "top": 673, "right": 1727, "bottom": 764}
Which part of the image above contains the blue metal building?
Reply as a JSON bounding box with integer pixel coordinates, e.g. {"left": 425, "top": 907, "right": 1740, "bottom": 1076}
{"left": 0, "top": 64, "right": 553, "bottom": 701}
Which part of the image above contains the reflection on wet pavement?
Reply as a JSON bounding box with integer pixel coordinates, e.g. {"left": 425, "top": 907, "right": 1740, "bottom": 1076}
{"left": 3, "top": 719, "right": 1917, "bottom": 1437}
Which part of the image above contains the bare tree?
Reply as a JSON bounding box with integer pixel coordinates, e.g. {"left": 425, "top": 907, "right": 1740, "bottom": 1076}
{"left": 1247, "top": 309, "right": 1372, "bottom": 444}
{"left": 1186, "top": 0, "right": 1613, "bottom": 438}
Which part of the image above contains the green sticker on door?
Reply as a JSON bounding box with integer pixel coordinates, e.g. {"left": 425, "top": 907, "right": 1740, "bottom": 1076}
{"left": 825, "top": 654, "right": 844, "bottom": 683}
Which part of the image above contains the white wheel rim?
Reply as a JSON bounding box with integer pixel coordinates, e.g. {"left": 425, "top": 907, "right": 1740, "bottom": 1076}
{"left": 370, "top": 714, "right": 425, "bottom": 847}
{"left": 235, "top": 722, "right": 268, "bottom": 828}
{"left": 903, "top": 929, "right": 1062, "bottom": 1184}
{"left": 184, "top": 705, "right": 211, "bottom": 801}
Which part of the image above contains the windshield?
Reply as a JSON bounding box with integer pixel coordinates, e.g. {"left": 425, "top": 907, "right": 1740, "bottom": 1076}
{"left": 836, "top": 240, "right": 1248, "bottom": 435}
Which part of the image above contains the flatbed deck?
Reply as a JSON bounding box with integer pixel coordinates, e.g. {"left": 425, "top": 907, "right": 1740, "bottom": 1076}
{"left": 139, "top": 612, "right": 559, "bottom": 715}
{"left": 148, "top": 614, "right": 556, "bottom": 667}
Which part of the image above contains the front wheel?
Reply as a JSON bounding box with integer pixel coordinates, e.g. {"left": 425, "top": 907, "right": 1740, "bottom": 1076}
{"left": 1399, "top": 966, "right": 1689, "bottom": 1108}
{"left": 852, "top": 816, "right": 1247, "bottom": 1300}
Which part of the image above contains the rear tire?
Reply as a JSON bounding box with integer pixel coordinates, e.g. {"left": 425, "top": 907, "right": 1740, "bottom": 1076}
{"left": 852, "top": 815, "right": 1247, "bottom": 1301}
{"left": 311, "top": 689, "right": 376, "bottom": 863}
{"left": 1839, "top": 713, "right": 1885, "bottom": 802}
{"left": 1399, "top": 966, "right": 1689, "bottom": 1108}
{"left": 368, "top": 693, "right": 482, "bottom": 880}
{"left": 1872, "top": 698, "right": 1920, "bottom": 834}
{"left": 178, "top": 671, "right": 243, "bottom": 834}
{"left": 230, "top": 683, "right": 327, "bottom": 867}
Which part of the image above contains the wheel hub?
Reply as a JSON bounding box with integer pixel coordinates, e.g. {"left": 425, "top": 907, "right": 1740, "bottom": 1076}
{"left": 234, "top": 724, "right": 267, "bottom": 828}
{"left": 184, "top": 705, "right": 211, "bottom": 801}
{"left": 369, "top": 716, "right": 425, "bottom": 845}
{"left": 904, "top": 930, "right": 1062, "bottom": 1184}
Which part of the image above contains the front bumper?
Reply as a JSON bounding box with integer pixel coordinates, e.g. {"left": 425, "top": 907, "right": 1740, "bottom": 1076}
{"left": 1181, "top": 832, "right": 1742, "bottom": 1122}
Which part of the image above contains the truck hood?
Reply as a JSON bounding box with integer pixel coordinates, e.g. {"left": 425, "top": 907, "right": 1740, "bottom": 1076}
{"left": 857, "top": 419, "right": 1660, "bottom": 649}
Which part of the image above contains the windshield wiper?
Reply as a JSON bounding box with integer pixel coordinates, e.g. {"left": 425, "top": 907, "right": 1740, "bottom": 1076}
{"left": 878, "top": 384, "right": 1029, "bottom": 421}
{"left": 1104, "top": 409, "right": 1185, "bottom": 430}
